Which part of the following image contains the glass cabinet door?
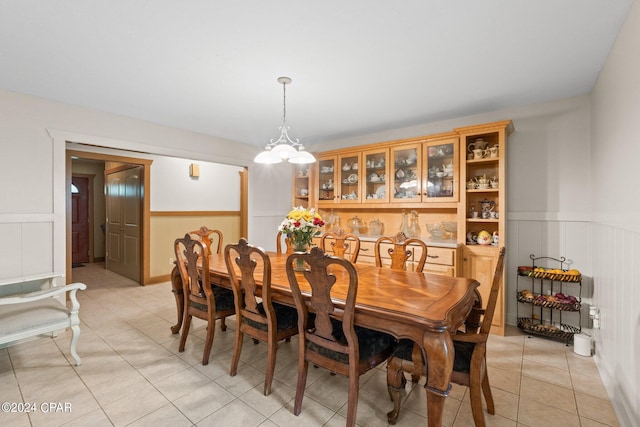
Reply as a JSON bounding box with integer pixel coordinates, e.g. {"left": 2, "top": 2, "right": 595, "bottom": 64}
{"left": 337, "top": 153, "right": 361, "bottom": 203}
{"left": 363, "top": 148, "right": 389, "bottom": 203}
{"left": 317, "top": 156, "right": 337, "bottom": 204}
{"left": 423, "top": 138, "right": 458, "bottom": 202}
{"left": 292, "top": 164, "right": 311, "bottom": 208}
{"left": 390, "top": 144, "right": 421, "bottom": 203}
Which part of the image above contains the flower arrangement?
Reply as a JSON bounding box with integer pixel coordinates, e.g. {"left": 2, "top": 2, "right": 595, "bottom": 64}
{"left": 279, "top": 206, "right": 325, "bottom": 248}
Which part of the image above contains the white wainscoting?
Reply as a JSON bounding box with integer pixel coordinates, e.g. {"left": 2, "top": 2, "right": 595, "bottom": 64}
{"left": 0, "top": 215, "right": 54, "bottom": 281}
{"left": 591, "top": 223, "right": 640, "bottom": 427}
{"left": 507, "top": 216, "right": 639, "bottom": 426}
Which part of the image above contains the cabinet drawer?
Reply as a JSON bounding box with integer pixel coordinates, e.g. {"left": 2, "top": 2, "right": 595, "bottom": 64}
{"left": 425, "top": 247, "right": 454, "bottom": 266}
{"left": 424, "top": 264, "right": 455, "bottom": 276}
{"left": 358, "top": 240, "right": 376, "bottom": 260}
{"left": 359, "top": 240, "right": 421, "bottom": 260}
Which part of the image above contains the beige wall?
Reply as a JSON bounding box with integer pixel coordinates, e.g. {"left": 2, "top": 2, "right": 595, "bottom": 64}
{"left": 149, "top": 213, "right": 241, "bottom": 281}
{"left": 0, "top": 87, "right": 256, "bottom": 282}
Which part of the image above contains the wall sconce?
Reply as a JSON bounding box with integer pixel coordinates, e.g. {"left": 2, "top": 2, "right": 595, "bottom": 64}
{"left": 189, "top": 163, "right": 200, "bottom": 178}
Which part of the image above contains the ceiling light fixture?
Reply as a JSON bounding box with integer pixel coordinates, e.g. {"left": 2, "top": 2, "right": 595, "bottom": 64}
{"left": 254, "top": 77, "right": 316, "bottom": 164}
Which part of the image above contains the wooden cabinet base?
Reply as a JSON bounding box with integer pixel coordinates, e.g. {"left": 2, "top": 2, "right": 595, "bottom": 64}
{"left": 462, "top": 245, "right": 505, "bottom": 335}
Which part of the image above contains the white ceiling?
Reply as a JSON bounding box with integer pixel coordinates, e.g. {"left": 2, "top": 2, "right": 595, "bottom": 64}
{"left": 0, "top": 1, "right": 634, "bottom": 150}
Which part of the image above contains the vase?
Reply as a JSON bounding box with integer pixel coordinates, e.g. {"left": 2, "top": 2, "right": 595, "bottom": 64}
{"left": 292, "top": 242, "right": 309, "bottom": 271}
{"left": 399, "top": 209, "right": 411, "bottom": 236}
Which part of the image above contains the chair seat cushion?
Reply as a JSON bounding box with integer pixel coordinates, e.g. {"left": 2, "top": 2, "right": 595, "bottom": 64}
{"left": 392, "top": 338, "right": 476, "bottom": 374}
{"left": 244, "top": 302, "right": 298, "bottom": 332}
{"left": 308, "top": 319, "right": 396, "bottom": 364}
{"left": 212, "top": 285, "right": 235, "bottom": 311}
{"left": 189, "top": 285, "right": 235, "bottom": 313}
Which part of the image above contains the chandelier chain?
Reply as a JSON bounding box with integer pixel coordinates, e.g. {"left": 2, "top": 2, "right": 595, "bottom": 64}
{"left": 282, "top": 80, "right": 287, "bottom": 126}
{"left": 253, "top": 76, "right": 316, "bottom": 164}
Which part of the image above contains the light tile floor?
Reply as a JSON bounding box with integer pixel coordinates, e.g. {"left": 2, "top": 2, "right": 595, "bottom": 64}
{"left": 0, "top": 263, "right": 619, "bottom": 426}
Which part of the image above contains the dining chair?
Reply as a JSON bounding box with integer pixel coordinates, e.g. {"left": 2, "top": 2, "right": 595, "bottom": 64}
{"left": 386, "top": 246, "right": 506, "bottom": 426}
{"left": 191, "top": 226, "right": 230, "bottom": 332}
{"left": 286, "top": 247, "right": 396, "bottom": 427}
{"left": 374, "top": 231, "right": 428, "bottom": 272}
{"left": 189, "top": 226, "right": 223, "bottom": 256}
{"left": 174, "top": 233, "right": 235, "bottom": 365}
{"left": 319, "top": 228, "right": 361, "bottom": 263}
{"left": 224, "top": 238, "right": 298, "bottom": 396}
{"left": 276, "top": 230, "right": 292, "bottom": 254}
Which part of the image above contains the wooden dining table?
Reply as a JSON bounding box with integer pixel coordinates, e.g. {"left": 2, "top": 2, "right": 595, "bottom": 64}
{"left": 170, "top": 251, "right": 479, "bottom": 427}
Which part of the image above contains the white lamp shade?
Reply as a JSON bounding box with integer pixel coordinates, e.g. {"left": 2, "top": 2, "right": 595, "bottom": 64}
{"left": 254, "top": 149, "right": 283, "bottom": 164}
{"left": 289, "top": 149, "right": 316, "bottom": 164}
{"left": 270, "top": 142, "right": 297, "bottom": 159}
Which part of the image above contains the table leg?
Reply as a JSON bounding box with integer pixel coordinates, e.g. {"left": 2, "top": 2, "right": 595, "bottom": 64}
{"left": 170, "top": 265, "right": 184, "bottom": 334}
{"left": 422, "top": 331, "right": 454, "bottom": 427}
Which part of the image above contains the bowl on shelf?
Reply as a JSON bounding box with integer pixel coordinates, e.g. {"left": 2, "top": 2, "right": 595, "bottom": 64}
{"left": 517, "top": 266, "right": 533, "bottom": 277}
{"left": 425, "top": 223, "right": 446, "bottom": 240}
{"left": 442, "top": 221, "right": 457, "bottom": 238}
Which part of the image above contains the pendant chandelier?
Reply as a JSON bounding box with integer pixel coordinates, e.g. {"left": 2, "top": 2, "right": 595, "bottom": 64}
{"left": 254, "top": 77, "right": 316, "bottom": 164}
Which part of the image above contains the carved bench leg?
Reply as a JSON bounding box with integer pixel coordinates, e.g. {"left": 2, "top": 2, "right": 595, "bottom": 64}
{"left": 70, "top": 325, "right": 82, "bottom": 366}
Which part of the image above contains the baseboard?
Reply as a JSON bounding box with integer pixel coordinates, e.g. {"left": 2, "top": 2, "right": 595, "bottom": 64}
{"left": 595, "top": 354, "right": 640, "bottom": 427}
{"left": 146, "top": 274, "right": 171, "bottom": 285}
{"left": 610, "top": 383, "right": 639, "bottom": 427}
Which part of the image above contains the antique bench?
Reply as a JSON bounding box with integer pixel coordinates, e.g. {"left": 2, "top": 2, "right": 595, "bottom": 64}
{"left": 0, "top": 273, "right": 86, "bottom": 365}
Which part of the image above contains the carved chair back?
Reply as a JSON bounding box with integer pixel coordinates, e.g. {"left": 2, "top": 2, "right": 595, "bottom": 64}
{"left": 276, "top": 231, "right": 292, "bottom": 254}
{"left": 319, "top": 229, "right": 361, "bottom": 263}
{"left": 225, "top": 238, "right": 274, "bottom": 332}
{"left": 189, "top": 226, "right": 223, "bottom": 255}
{"left": 374, "top": 232, "right": 427, "bottom": 272}
{"left": 175, "top": 233, "right": 211, "bottom": 311}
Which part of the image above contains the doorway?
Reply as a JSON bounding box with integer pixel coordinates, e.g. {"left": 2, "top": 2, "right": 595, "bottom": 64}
{"left": 71, "top": 175, "right": 92, "bottom": 265}
{"left": 66, "top": 150, "right": 152, "bottom": 285}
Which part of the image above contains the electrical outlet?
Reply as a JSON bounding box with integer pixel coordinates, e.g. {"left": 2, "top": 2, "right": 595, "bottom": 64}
{"left": 169, "top": 257, "right": 175, "bottom": 265}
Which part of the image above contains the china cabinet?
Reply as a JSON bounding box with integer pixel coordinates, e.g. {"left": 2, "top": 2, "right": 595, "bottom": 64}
{"left": 422, "top": 136, "right": 459, "bottom": 203}
{"left": 516, "top": 255, "right": 582, "bottom": 344}
{"left": 457, "top": 120, "right": 513, "bottom": 335}
{"left": 299, "top": 119, "right": 513, "bottom": 335}
{"left": 362, "top": 148, "right": 390, "bottom": 203}
{"left": 391, "top": 134, "right": 459, "bottom": 205}
{"left": 461, "top": 244, "right": 504, "bottom": 329}
{"left": 316, "top": 133, "right": 459, "bottom": 208}
{"left": 316, "top": 157, "right": 336, "bottom": 203}
{"left": 390, "top": 143, "right": 422, "bottom": 203}
{"left": 292, "top": 164, "right": 313, "bottom": 208}
{"left": 317, "top": 152, "right": 362, "bottom": 205}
